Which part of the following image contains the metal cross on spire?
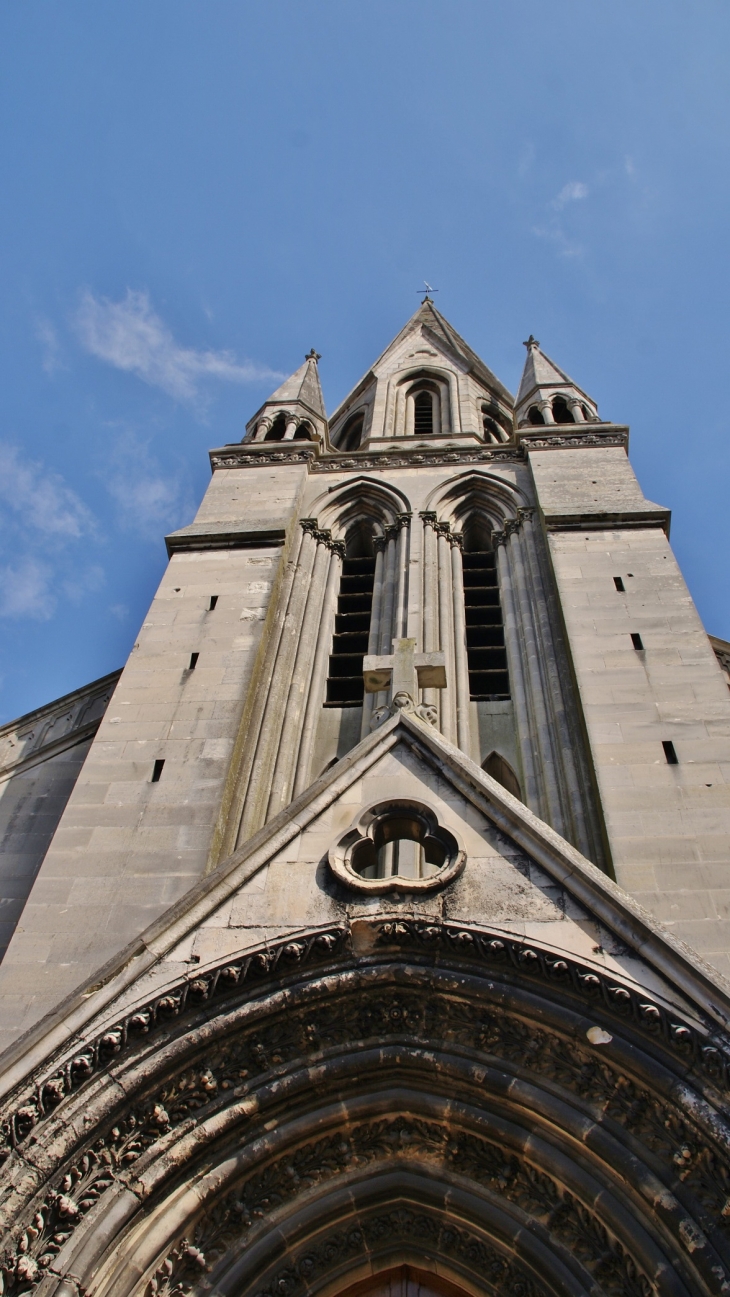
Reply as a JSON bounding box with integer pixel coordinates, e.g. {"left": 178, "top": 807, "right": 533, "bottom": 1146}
{"left": 417, "top": 281, "right": 439, "bottom": 302}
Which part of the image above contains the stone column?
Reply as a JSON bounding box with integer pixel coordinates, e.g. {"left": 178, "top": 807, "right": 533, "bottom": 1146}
{"left": 494, "top": 529, "right": 540, "bottom": 812}
{"left": 538, "top": 400, "right": 556, "bottom": 425}
{"left": 436, "top": 525, "right": 456, "bottom": 744}
{"left": 376, "top": 528, "right": 398, "bottom": 711}
{"left": 420, "top": 513, "right": 438, "bottom": 716}
{"left": 394, "top": 513, "right": 411, "bottom": 641}
{"left": 283, "top": 415, "right": 298, "bottom": 441}
{"left": 518, "top": 508, "right": 597, "bottom": 861}
{"left": 568, "top": 398, "right": 586, "bottom": 423}
{"left": 237, "top": 521, "right": 318, "bottom": 842}
{"left": 268, "top": 529, "right": 333, "bottom": 815}
{"left": 505, "top": 519, "right": 565, "bottom": 833}
{"left": 449, "top": 532, "right": 471, "bottom": 754}
{"left": 293, "top": 539, "right": 344, "bottom": 795}
{"left": 253, "top": 417, "right": 271, "bottom": 442}
{"left": 361, "top": 538, "right": 386, "bottom": 739}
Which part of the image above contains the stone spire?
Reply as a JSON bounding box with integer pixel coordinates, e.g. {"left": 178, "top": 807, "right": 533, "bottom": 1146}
{"left": 245, "top": 349, "right": 327, "bottom": 443}
{"left": 515, "top": 335, "right": 599, "bottom": 427}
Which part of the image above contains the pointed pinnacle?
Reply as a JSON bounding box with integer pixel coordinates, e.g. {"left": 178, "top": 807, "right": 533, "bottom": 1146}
{"left": 523, "top": 334, "right": 540, "bottom": 349}
{"left": 305, "top": 348, "right": 321, "bottom": 362}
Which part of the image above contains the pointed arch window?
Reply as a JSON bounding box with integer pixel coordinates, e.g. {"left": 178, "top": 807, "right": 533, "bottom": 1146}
{"left": 551, "top": 396, "right": 574, "bottom": 424}
{"left": 264, "top": 412, "right": 287, "bottom": 441}
{"left": 413, "top": 390, "right": 434, "bottom": 436}
{"left": 325, "top": 525, "right": 375, "bottom": 707}
{"left": 461, "top": 521, "right": 510, "bottom": 701}
{"left": 482, "top": 751, "right": 521, "bottom": 800}
{"left": 527, "top": 406, "right": 545, "bottom": 426}
{"left": 336, "top": 411, "right": 365, "bottom": 451}
{"left": 481, "top": 405, "right": 511, "bottom": 444}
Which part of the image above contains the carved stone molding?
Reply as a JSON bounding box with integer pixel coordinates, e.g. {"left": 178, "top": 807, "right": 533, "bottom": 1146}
{"left": 521, "top": 432, "right": 628, "bottom": 451}
{"left": 2, "top": 920, "right": 730, "bottom": 1295}
{"left": 310, "top": 448, "right": 522, "bottom": 473}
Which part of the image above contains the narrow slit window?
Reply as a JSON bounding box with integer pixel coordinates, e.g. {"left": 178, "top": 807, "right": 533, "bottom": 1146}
{"left": 631, "top": 633, "right": 644, "bottom": 650}
{"left": 189, "top": 652, "right": 199, "bottom": 670}
{"left": 208, "top": 595, "right": 218, "bottom": 610}
{"left": 461, "top": 536, "right": 510, "bottom": 702}
{"left": 662, "top": 740, "right": 678, "bottom": 765}
{"left": 325, "top": 533, "right": 375, "bottom": 707}
{"left": 151, "top": 758, "right": 165, "bottom": 783}
{"left": 614, "top": 577, "right": 625, "bottom": 592}
{"left": 413, "top": 391, "right": 434, "bottom": 435}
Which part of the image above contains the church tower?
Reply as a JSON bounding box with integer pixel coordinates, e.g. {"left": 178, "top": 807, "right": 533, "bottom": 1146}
{"left": 1, "top": 304, "right": 730, "bottom": 1295}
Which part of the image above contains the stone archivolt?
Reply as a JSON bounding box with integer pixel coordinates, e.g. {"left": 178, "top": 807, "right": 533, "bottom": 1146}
{"left": 0, "top": 921, "right": 729, "bottom": 1295}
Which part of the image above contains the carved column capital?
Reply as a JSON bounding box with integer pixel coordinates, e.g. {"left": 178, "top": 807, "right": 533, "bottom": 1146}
{"left": 300, "top": 518, "right": 319, "bottom": 537}
{"left": 447, "top": 530, "right": 464, "bottom": 550}
{"left": 419, "top": 511, "right": 438, "bottom": 529}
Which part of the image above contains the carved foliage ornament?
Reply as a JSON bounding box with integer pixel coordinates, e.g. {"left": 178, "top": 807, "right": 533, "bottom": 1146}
{"left": 2, "top": 922, "right": 730, "bottom": 1292}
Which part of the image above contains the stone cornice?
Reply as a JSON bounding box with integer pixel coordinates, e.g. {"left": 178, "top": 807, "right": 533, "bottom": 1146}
{"left": 0, "top": 670, "right": 121, "bottom": 783}
{"left": 165, "top": 521, "right": 286, "bottom": 555}
{"left": 518, "top": 423, "right": 629, "bottom": 451}
{"left": 209, "top": 425, "right": 631, "bottom": 474}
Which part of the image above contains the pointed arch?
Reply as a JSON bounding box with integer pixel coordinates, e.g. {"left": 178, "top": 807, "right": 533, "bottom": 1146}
{"left": 1, "top": 917, "right": 729, "bottom": 1297}
{"left": 482, "top": 750, "right": 522, "bottom": 800}
{"left": 423, "top": 470, "right": 528, "bottom": 536}
{"left": 312, "top": 476, "right": 412, "bottom": 541}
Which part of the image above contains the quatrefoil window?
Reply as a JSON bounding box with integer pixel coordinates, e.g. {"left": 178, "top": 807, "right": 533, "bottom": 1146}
{"left": 328, "top": 800, "right": 465, "bottom": 893}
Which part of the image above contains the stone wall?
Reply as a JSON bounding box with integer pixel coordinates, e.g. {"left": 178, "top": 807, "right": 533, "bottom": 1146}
{"left": 0, "top": 671, "right": 120, "bottom": 962}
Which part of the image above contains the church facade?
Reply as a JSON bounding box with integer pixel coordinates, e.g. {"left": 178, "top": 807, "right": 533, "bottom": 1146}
{"left": 0, "top": 303, "right": 730, "bottom": 1294}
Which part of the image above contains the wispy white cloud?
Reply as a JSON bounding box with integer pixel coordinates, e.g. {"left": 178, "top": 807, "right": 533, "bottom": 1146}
{"left": 532, "top": 179, "right": 590, "bottom": 259}
{"left": 35, "top": 317, "right": 65, "bottom": 376}
{"left": 104, "top": 430, "right": 192, "bottom": 539}
{"left": 0, "top": 557, "right": 54, "bottom": 621}
{"left": 0, "top": 443, "right": 93, "bottom": 538}
{"left": 0, "top": 443, "right": 97, "bottom": 621}
{"left": 76, "top": 289, "right": 283, "bottom": 404}
{"left": 552, "top": 180, "right": 589, "bottom": 210}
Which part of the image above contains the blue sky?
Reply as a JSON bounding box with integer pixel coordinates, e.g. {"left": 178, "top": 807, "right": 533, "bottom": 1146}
{"left": 0, "top": 1, "right": 729, "bottom": 723}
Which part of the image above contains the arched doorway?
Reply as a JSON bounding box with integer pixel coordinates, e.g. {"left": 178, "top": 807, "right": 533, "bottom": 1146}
{"left": 0, "top": 919, "right": 728, "bottom": 1295}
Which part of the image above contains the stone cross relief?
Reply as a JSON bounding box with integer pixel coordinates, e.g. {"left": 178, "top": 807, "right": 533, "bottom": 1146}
{"left": 363, "top": 637, "right": 446, "bottom": 730}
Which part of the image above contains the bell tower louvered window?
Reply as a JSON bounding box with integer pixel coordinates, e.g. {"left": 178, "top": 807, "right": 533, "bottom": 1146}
{"left": 413, "top": 390, "right": 434, "bottom": 435}
{"left": 325, "top": 528, "right": 375, "bottom": 707}
{"left": 461, "top": 522, "right": 510, "bottom": 701}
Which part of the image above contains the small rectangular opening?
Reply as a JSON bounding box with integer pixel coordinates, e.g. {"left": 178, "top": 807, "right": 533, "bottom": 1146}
{"left": 208, "top": 595, "right": 218, "bottom": 610}
{"left": 151, "top": 758, "right": 165, "bottom": 783}
{"left": 631, "top": 633, "right": 644, "bottom": 650}
{"left": 189, "top": 652, "right": 199, "bottom": 670}
{"left": 662, "top": 740, "right": 678, "bottom": 765}
{"left": 614, "top": 577, "right": 625, "bottom": 592}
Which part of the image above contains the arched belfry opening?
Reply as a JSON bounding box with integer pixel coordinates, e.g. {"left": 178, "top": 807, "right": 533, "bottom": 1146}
{"left": 461, "top": 520, "right": 510, "bottom": 702}
{"left": 325, "top": 523, "right": 376, "bottom": 707}
{"left": 552, "top": 394, "right": 575, "bottom": 424}
{"left": 264, "top": 411, "right": 287, "bottom": 440}
{"left": 413, "top": 388, "right": 434, "bottom": 435}
{"left": 336, "top": 410, "right": 366, "bottom": 451}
